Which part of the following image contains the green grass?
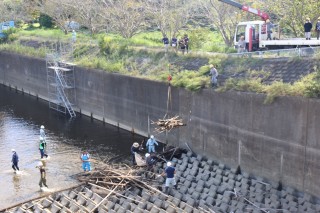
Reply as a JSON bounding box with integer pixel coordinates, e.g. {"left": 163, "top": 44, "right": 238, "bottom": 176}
{"left": 0, "top": 43, "right": 46, "bottom": 58}
{"left": 4, "top": 26, "right": 320, "bottom": 97}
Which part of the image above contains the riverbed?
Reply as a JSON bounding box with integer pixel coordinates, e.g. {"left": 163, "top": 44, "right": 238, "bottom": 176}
{"left": 0, "top": 85, "right": 144, "bottom": 209}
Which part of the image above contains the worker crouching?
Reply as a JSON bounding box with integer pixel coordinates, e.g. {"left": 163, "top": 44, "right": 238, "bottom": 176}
{"left": 131, "top": 142, "right": 140, "bottom": 165}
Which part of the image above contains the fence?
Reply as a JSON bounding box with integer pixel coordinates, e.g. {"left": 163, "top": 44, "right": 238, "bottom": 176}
{"left": 228, "top": 46, "right": 320, "bottom": 58}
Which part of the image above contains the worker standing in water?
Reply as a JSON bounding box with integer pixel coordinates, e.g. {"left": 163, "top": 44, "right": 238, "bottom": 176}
{"left": 80, "top": 150, "right": 91, "bottom": 172}
{"left": 146, "top": 135, "right": 158, "bottom": 153}
{"left": 40, "top": 125, "right": 46, "bottom": 139}
{"left": 11, "top": 149, "right": 20, "bottom": 173}
{"left": 36, "top": 162, "right": 48, "bottom": 188}
{"left": 39, "top": 137, "right": 48, "bottom": 159}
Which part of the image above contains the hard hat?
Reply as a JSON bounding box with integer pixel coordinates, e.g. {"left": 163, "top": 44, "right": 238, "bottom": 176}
{"left": 150, "top": 135, "right": 154, "bottom": 139}
{"left": 167, "top": 162, "right": 172, "bottom": 167}
{"left": 41, "top": 125, "right": 44, "bottom": 129}
{"left": 145, "top": 153, "right": 150, "bottom": 157}
{"left": 133, "top": 142, "right": 139, "bottom": 148}
{"left": 209, "top": 64, "right": 213, "bottom": 68}
{"left": 38, "top": 162, "right": 43, "bottom": 167}
{"left": 40, "top": 137, "right": 44, "bottom": 140}
{"left": 11, "top": 149, "right": 15, "bottom": 152}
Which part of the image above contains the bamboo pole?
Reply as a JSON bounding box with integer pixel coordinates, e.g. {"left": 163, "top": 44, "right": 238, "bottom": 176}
{"left": 89, "top": 173, "right": 127, "bottom": 213}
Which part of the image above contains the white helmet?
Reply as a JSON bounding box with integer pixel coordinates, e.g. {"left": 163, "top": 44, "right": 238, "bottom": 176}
{"left": 40, "top": 137, "right": 44, "bottom": 140}
{"left": 145, "top": 153, "right": 150, "bottom": 157}
{"left": 41, "top": 125, "right": 45, "bottom": 129}
{"left": 150, "top": 135, "right": 154, "bottom": 139}
{"left": 38, "top": 162, "right": 43, "bottom": 167}
{"left": 167, "top": 162, "right": 172, "bottom": 167}
{"left": 11, "top": 149, "right": 15, "bottom": 152}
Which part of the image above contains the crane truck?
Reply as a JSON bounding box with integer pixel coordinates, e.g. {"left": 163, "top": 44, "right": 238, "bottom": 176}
{"left": 217, "top": 0, "right": 320, "bottom": 52}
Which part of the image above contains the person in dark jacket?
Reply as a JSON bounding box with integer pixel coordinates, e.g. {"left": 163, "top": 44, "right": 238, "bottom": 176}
{"left": 162, "top": 36, "right": 169, "bottom": 52}
{"left": 171, "top": 37, "right": 178, "bottom": 52}
{"left": 266, "top": 19, "right": 274, "bottom": 40}
{"left": 11, "top": 149, "right": 19, "bottom": 172}
{"left": 161, "top": 162, "right": 177, "bottom": 194}
{"left": 178, "top": 38, "right": 186, "bottom": 54}
{"left": 304, "top": 18, "right": 313, "bottom": 40}
{"left": 131, "top": 142, "right": 140, "bottom": 165}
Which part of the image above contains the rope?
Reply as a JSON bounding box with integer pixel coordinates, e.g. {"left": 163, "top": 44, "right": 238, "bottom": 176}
{"left": 164, "top": 83, "right": 172, "bottom": 119}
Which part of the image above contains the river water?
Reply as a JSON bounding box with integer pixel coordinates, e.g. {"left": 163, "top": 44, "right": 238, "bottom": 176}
{"left": 0, "top": 85, "right": 145, "bottom": 209}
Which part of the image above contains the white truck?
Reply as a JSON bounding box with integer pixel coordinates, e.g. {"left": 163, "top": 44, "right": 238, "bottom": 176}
{"left": 218, "top": 0, "right": 320, "bottom": 51}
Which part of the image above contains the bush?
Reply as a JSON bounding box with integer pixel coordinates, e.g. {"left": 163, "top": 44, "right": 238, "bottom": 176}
{"left": 0, "top": 28, "right": 19, "bottom": 43}
{"left": 39, "top": 14, "right": 53, "bottom": 28}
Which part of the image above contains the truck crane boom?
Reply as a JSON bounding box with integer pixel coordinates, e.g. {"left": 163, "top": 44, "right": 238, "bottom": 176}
{"left": 217, "top": 0, "right": 269, "bottom": 21}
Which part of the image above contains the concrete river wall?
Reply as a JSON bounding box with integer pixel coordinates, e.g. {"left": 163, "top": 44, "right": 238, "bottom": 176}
{"left": 1, "top": 51, "right": 319, "bottom": 197}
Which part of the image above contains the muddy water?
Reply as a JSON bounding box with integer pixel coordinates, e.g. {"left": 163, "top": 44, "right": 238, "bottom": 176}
{"left": 0, "top": 85, "right": 144, "bottom": 209}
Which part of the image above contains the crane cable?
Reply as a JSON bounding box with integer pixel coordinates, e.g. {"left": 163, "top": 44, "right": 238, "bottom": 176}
{"left": 164, "top": 75, "right": 172, "bottom": 119}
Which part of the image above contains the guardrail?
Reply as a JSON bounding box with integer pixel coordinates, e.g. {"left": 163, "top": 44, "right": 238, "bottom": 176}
{"left": 228, "top": 46, "right": 320, "bottom": 58}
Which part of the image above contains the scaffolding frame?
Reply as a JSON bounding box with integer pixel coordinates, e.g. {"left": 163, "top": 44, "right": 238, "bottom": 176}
{"left": 46, "top": 44, "right": 76, "bottom": 117}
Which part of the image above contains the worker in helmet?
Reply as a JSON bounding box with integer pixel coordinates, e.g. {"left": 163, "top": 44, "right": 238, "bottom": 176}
{"left": 161, "top": 161, "right": 177, "bottom": 194}
{"left": 39, "top": 137, "right": 48, "bottom": 159}
{"left": 131, "top": 142, "right": 140, "bottom": 165}
{"left": 80, "top": 150, "right": 91, "bottom": 172}
{"left": 146, "top": 135, "right": 158, "bottom": 153}
{"left": 11, "top": 149, "right": 20, "bottom": 172}
{"left": 40, "top": 125, "right": 46, "bottom": 139}
{"left": 36, "top": 161, "right": 48, "bottom": 188}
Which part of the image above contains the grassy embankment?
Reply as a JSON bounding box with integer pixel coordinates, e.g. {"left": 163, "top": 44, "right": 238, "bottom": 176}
{"left": 1, "top": 26, "right": 320, "bottom": 102}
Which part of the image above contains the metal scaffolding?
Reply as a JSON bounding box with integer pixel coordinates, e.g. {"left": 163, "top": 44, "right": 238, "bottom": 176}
{"left": 46, "top": 45, "right": 76, "bottom": 117}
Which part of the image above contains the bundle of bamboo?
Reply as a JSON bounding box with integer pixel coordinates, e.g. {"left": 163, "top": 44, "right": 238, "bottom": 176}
{"left": 151, "top": 115, "right": 186, "bottom": 133}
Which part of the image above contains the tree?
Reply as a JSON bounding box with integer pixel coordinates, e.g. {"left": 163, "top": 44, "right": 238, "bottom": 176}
{"left": 36, "top": 0, "right": 75, "bottom": 34}
{"left": 143, "top": 0, "right": 194, "bottom": 39}
{"left": 197, "top": 0, "right": 247, "bottom": 46}
{"left": 264, "top": 0, "right": 320, "bottom": 37}
{"left": 68, "top": 0, "right": 105, "bottom": 34}
{"left": 101, "top": 0, "right": 146, "bottom": 38}
{"left": 0, "top": 0, "right": 31, "bottom": 23}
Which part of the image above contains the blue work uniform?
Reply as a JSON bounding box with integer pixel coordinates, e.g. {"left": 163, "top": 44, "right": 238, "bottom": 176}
{"left": 81, "top": 153, "right": 91, "bottom": 171}
{"left": 146, "top": 138, "right": 158, "bottom": 153}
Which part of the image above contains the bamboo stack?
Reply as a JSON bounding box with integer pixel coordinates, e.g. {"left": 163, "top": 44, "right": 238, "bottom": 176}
{"left": 151, "top": 115, "right": 186, "bottom": 133}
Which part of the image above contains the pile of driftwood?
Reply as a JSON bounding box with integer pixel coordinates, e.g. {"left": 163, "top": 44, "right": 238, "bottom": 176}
{"left": 77, "top": 166, "right": 135, "bottom": 191}
{"left": 151, "top": 115, "right": 186, "bottom": 133}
